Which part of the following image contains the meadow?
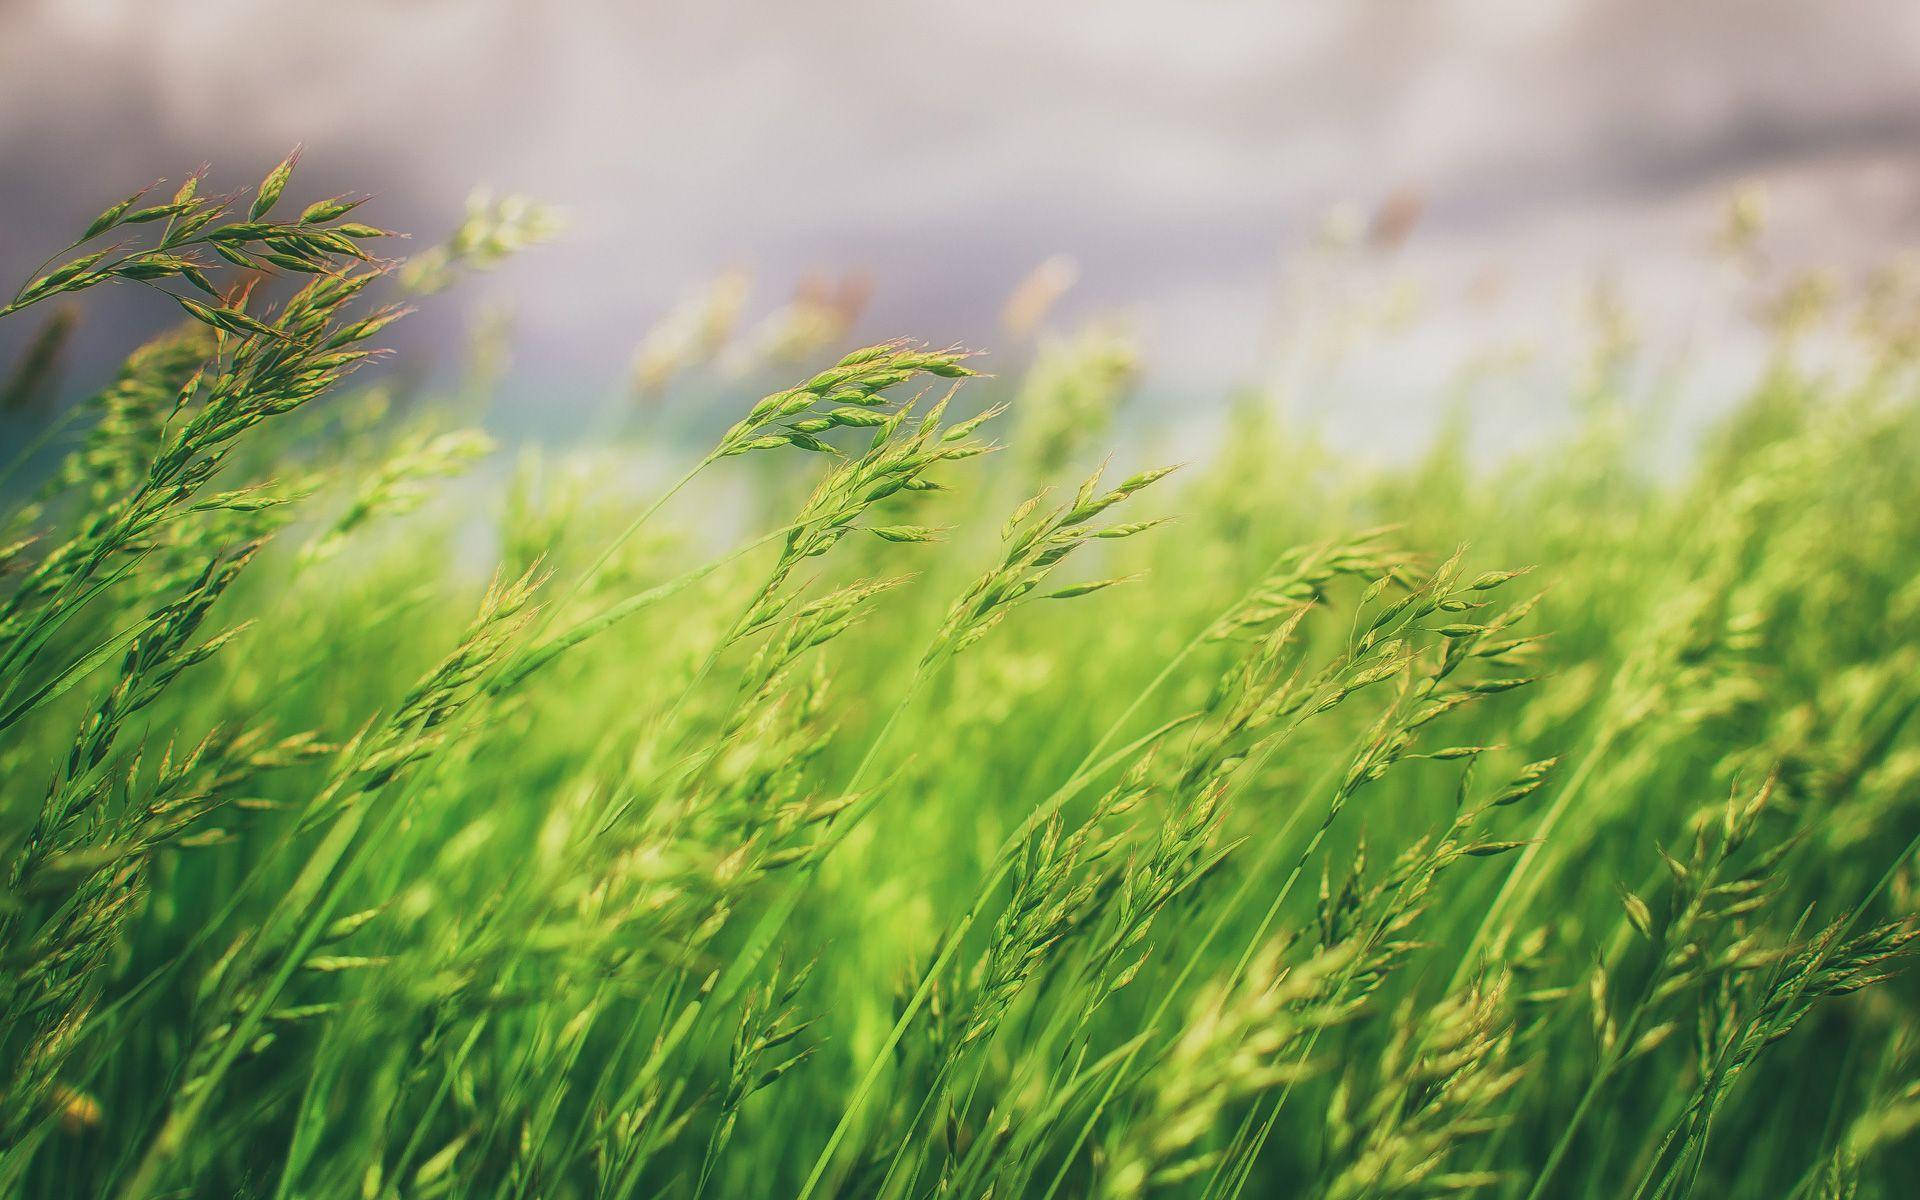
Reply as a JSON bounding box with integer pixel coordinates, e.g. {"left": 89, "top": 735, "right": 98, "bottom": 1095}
{"left": 3, "top": 160, "right": 1919, "bottom": 1199}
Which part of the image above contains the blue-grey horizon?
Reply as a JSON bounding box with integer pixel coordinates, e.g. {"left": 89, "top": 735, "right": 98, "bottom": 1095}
{"left": 4, "top": 0, "right": 1918, "bottom": 461}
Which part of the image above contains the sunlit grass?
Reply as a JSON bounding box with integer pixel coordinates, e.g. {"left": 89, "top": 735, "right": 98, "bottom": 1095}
{"left": 3, "top": 162, "right": 1918, "bottom": 1200}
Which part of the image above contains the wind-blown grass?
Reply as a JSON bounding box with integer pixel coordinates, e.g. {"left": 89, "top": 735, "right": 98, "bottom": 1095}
{"left": 3, "top": 161, "right": 1919, "bottom": 1199}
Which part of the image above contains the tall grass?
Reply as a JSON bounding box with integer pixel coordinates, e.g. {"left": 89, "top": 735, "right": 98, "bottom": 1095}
{"left": 3, "top": 161, "right": 1919, "bottom": 1199}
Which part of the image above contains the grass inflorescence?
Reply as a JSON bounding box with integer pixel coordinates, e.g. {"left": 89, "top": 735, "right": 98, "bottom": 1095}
{"left": 3, "top": 161, "right": 1920, "bottom": 1199}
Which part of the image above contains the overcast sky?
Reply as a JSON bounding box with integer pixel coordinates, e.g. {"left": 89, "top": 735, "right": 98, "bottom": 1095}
{"left": 5, "top": 0, "right": 1919, "bottom": 453}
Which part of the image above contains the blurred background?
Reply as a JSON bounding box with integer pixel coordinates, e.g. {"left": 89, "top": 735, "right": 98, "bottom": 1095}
{"left": 4, "top": 0, "right": 1919, "bottom": 461}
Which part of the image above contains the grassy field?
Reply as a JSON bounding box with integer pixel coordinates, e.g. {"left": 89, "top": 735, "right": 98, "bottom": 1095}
{"left": 4, "top": 162, "right": 1920, "bottom": 1199}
